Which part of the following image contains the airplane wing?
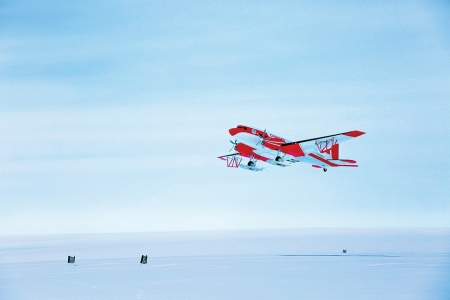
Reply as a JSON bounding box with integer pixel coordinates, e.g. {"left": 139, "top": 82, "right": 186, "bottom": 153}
{"left": 281, "top": 130, "right": 365, "bottom": 147}
{"left": 281, "top": 130, "right": 365, "bottom": 158}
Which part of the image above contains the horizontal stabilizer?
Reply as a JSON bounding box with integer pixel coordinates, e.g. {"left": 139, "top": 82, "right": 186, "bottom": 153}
{"left": 327, "top": 159, "right": 358, "bottom": 167}
{"left": 309, "top": 153, "right": 359, "bottom": 167}
{"left": 329, "top": 159, "right": 357, "bottom": 164}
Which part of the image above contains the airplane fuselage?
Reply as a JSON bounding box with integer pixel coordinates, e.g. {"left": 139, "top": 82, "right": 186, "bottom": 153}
{"left": 221, "top": 124, "right": 365, "bottom": 171}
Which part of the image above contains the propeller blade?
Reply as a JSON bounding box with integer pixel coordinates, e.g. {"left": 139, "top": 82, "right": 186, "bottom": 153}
{"left": 229, "top": 140, "right": 239, "bottom": 152}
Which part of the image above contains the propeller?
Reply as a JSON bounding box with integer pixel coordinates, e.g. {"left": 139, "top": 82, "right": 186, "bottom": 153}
{"left": 256, "top": 129, "right": 267, "bottom": 146}
{"left": 229, "top": 139, "right": 238, "bottom": 152}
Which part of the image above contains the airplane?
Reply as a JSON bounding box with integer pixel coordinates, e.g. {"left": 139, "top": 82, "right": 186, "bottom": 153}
{"left": 218, "top": 125, "right": 365, "bottom": 172}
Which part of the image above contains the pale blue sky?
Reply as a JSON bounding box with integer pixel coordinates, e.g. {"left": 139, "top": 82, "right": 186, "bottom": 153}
{"left": 0, "top": 0, "right": 449, "bottom": 234}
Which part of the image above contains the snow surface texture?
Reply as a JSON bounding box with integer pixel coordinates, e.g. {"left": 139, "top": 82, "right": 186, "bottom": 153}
{"left": 1, "top": 229, "right": 449, "bottom": 299}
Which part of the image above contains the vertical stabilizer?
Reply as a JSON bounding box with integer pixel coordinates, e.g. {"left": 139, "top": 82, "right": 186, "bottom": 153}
{"left": 331, "top": 144, "right": 339, "bottom": 160}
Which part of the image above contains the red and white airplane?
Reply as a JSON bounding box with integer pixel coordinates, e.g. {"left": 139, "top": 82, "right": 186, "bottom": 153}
{"left": 218, "top": 125, "right": 365, "bottom": 172}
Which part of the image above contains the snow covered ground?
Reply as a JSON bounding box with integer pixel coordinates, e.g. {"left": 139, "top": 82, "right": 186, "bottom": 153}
{"left": 1, "top": 229, "right": 449, "bottom": 299}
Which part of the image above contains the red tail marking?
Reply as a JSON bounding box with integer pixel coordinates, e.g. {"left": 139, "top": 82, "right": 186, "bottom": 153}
{"left": 331, "top": 144, "right": 339, "bottom": 160}
{"left": 309, "top": 154, "right": 358, "bottom": 167}
{"left": 309, "top": 153, "right": 336, "bottom": 166}
{"left": 341, "top": 159, "right": 356, "bottom": 163}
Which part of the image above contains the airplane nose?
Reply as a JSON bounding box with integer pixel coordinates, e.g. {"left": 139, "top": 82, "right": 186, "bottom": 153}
{"left": 229, "top": 128, "right": 240, "bottom": 136}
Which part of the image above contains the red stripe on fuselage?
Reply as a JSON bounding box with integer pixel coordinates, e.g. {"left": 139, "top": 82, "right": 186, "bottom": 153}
{"left": 229, "top": 125, "right": 287, "bottom": 151}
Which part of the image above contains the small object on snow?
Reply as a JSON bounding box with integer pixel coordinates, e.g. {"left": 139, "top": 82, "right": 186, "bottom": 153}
{"left": 342, "top": 249, "right": 347, "bottom": 254}
{"left": 140, "top": 255, "right": 147, "bottom": 264}
{"left": 68, "top": 256, "right": 75, "bottom": 263}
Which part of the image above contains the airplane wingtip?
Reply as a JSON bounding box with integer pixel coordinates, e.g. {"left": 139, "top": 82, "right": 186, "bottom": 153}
{"left": 344, "top": 130, "right": 365, "bottom": 138}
